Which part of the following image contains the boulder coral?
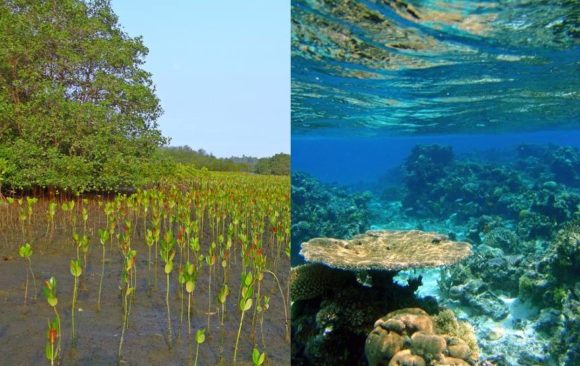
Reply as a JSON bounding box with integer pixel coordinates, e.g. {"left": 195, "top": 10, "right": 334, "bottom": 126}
{"left": 365, "top": 308, "right": 479, "bottom": 366}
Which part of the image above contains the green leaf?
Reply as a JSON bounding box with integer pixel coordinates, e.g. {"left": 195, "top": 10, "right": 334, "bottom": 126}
{"left": 18, "top": 243, "right": 31, "bottom": 258}
{"left": 45, "top": 342, "right": 53, "bottom": 360}
{"left": 186, "top": 281, "right": 195, "bottom": 293}
{"left": 47, "top": 296, "right": 58, "bottom": 307}
{"left": 70, "top": 260, "right": 82, "bottom": 277}
{"left": 243, "top": 298, "right": 253, "bottom": 311}
{"left": 178, "top": 271, "right": 186, "bottom": 284}
{"left": 252, "top": 348, "right": 260, "bottom": 364}
{"left": 244, "top": 271, "right": 253, "bottom": 287}
{"left": 195, "top": 328, "right": 206, "bottom": 344}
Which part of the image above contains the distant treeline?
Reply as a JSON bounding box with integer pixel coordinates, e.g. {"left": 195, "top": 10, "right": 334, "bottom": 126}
{"left": 162, "top": 146, "right": 290, "bottom": 175}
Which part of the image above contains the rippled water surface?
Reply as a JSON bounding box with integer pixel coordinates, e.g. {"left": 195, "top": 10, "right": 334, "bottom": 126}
{"left": 292, "top": 0, "right": 579, "bottom": 135}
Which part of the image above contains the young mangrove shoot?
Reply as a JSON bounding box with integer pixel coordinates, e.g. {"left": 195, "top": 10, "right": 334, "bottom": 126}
{"left": 194, "top": 328, "right": 206, "bottom": 366}
{"left": 233, "top": 270, "right": 254, "bottom": 363}
{"left": 97, "top": 229, "right": 109, "bottom": 312}
{"left": 18, "top": 243, "right": 36, "bottom": 304}
{"left": 70, "top": 259, "right": 82, "bottom": 344}
{"left": 181, "top": 261, "right": 196, "bottom": 336}
{"left": 160, "top": 231, "right": 176, "bottom": 348}
{"left": 46, "top": 317, "right": 59, "bottom": 366}
{"left": 118, "top": 249, "right": 136, "bottom": 360}
{"left": 43, "top": 277, "right": 61, "bottom": 361}
{"left": 252, "top": 347, "right": 266, "bottom": 366}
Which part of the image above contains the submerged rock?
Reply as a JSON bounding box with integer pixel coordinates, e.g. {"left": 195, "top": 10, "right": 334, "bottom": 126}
{"left": 449, "top": 280, "right": 509, "bottom": 321}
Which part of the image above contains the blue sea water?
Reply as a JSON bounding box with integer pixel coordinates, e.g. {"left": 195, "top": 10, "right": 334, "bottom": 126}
{"left": 291, "top": 1, "right": 579, "bottom": 365}
{"left": 293, "top": 131, "right": 580, "bottom": 186}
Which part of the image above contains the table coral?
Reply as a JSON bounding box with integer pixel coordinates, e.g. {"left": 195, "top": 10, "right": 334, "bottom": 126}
{"left": 300, "top": 230, "right": 472, "bottom": 271}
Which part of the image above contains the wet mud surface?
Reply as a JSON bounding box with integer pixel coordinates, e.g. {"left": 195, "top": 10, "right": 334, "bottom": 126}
{"left": 0, "top": 215, "right": 289, "bottom": 365}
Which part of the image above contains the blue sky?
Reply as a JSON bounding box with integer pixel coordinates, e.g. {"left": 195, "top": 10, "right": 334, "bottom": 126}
{"left": 111, "top": 1, "right": 289, "bottom": 158}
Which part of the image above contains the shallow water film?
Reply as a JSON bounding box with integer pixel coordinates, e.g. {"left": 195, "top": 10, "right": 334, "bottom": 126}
{"left": 290, "top": 1, "right": 579, "bottom": 366}
{"left": 0, "top": 173, "right": 290, "bottom": 365}
{"left": 292, "top": 0, "right": 578, "bottom": 134}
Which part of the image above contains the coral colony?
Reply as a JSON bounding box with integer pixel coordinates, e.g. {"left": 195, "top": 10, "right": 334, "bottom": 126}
{"left": 291, "top": 144, "right": 580, "bottom": 365}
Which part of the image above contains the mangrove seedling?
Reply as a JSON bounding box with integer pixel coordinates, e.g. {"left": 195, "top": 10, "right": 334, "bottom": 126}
{"left": 257, "top": 295, "right": 270, "bottom": 348}
{"left": 46, "top": 317, "right": 59, "bottom": 366}
{"left": 72, "top": 233, "right": 89, "bottom": 268}
{"left": 118, "top": 249, "right": 136, "bottom": 360}
{"left": 47, "top": 202, "right": 57, "bottom": 237}
{"left": 194, "top": 328, "right": 206, "bottom": 366}
{"left": 233, "top": 271, "right": 254, "bottom": 363}
{"left": 18, "top": 243, "right": 36, "bottom": 303}
{"left": 43, "top": 277, "right": 61, "bottom": 360}
{"left": 18, "top": 201, "right": 26, "bottom": 236}
{"left": 97, "top": 228, "right": 109, "bottom": 312}
{"left": 26, "top": 196, "right": 37, "bottom": 225}
{"left": 251, "top": 249, "right": 266, "bottom": 340}
{"left": 70, "top": 259, "right": 82, "bottom": 343}
{"left": 145, "top": 228, "right": 154, "bottom": 286}
{"left": 81, "top": 207, "right": 88, "bottom": 234}
{"left": 160, "top": 231, "right": 176, "bottom": 348}
{"left": 252, "top": 347, "right": 266, "bottom": 366}
{"left": 206, "top": 242, "right": 216, "bottom": 331}
{"left": 217, "top": 283, "right": 230, "bottom": 359}
{"left": 181, "top": 262, "right": 196, "bottom": 335}
{"left": 217, "top": 284, "right": 229, "bottom": 326}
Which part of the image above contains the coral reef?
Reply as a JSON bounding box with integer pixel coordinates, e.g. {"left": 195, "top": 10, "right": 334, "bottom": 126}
{"left": 440, "top": 244, "right": 528, "bottom": 297}
{"left": 291, "top": 269, "right": 427, "bottom": 366}
{"left": 447, "top": 280, "right": 509, "bottom": 321}
{"left": 291, "top": 172, "right": 372, "bottom": 265}
{"left": 365, "top": 308, "right": 478, "bottom": 366}
{"left": 292, "top": 229, "right": 472, "bottom": 365}
{"left": 401, "top": 144, "right": 580, "bottom": 242}
{"left": 518, "top": 218, "right": 579, "bottom": 309}
{"left": 292, "top": 144, "right": 580, "bottom": 365}
{"left": 367, "top": 144, "right": 580, "bottom": 365}
{"left": 482, "top": 228, "right": 520, "bottom": 254}
{"left": 516, "top": 144, "right": 580, "bottom": 188}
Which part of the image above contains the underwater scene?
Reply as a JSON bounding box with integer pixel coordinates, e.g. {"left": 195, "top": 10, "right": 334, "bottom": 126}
{"left": 290, "top": 1, "right": 579, "bottom": 366}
